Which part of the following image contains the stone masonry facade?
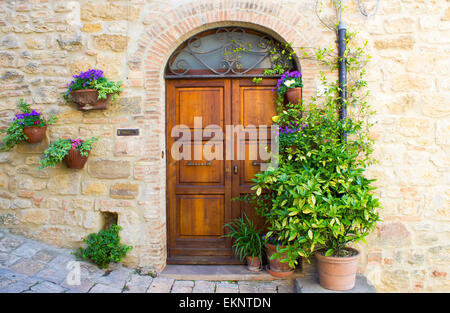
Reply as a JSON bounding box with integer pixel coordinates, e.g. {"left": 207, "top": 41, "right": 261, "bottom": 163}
{"left": 0, "top": 0, "right": 448, "bottom": 292}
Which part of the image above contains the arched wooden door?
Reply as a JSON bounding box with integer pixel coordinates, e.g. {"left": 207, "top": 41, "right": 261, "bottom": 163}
{"left": 164, "top": 27, "right": 298, "bottom": 264}
{"left": 166, "top": 78, "right": 277, "bottom": 264}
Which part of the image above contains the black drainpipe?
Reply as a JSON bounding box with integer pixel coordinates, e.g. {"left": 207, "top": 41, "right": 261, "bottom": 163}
{"left": 337, "top": 21, "right": 347, "bottom": 141}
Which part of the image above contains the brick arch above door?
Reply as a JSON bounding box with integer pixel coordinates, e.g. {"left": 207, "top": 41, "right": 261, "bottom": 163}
{"left": 131, "top": 0, "right": 321, "bottom": 271}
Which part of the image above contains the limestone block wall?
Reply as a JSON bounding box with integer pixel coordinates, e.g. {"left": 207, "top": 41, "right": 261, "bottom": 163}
{"left": 0, "top": 0, "right": 448, "bottom": 292}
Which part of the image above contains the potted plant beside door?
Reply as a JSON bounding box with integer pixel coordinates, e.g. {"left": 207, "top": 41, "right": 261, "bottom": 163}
{"left": 254, "top": 89, "right": 381, "bottom": 290}
{"left": 245, "top": 191, "right": 299, "bottom": 277}
{"left": 263, "top": 235, "right": 297, "bottom": 277}
{"left": 223, "top": 214, "right": 263, "bottom": 272}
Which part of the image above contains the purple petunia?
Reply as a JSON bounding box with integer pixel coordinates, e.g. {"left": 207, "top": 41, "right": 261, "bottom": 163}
{"left": 73, "top": 69, "right": 104, "bottom": 82}
{"left": 276, "top": 71, "right": 302, "bottom": 92}
{"left": 279, "top": 122, "right": 308, "bottom": 135}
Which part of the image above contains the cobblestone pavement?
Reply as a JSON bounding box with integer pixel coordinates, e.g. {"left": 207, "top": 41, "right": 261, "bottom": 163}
{"left": 0, "top": 230, "right": 295, "bottom": 293}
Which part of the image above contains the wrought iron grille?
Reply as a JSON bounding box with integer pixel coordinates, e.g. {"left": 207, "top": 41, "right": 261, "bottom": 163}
{"left": 165, "top": 27, "right": 297, "bottom": 78}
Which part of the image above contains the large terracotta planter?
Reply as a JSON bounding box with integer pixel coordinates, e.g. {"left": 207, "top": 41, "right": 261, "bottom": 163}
{"left": 23, "top": 125, "right": 47, "bottom": 143}
{"left": 64, "top": 148, "right": 89, "bottom": 169}
{"left": 315, "top": 248, "right": 360, "bottom": 291}
{"left": 265, "top": 243, "right": 294, "bottom": 277}
{"left": 69, "top": 89, "right": 111, "bottom": 111}
{"left": 286, "top": 87, "right": 302, "bottom": 104}
{"left": 246, "top": 256, "right": 262, "bottom": 272}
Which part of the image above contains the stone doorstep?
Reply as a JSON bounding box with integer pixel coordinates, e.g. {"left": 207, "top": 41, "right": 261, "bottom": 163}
{"left": 159, "top": 265, "right": 304, "bottom": 281}
{"left": 295, "top": 275, "right": 377, "bottom": 293}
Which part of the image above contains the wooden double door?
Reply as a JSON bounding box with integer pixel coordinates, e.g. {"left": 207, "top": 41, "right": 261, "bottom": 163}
{"left": 166, "top": 78, "right": 277, "bottom": 264}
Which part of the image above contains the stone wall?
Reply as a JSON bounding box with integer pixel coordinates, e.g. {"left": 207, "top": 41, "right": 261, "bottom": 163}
{"left": 0, "top": 0, "right": 448, "bottom": 292}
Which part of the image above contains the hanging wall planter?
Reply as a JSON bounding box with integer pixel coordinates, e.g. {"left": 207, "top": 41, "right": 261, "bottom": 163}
{"left": 38, "top": 137, "right": 99, "bottom": 170}
{"left": 63, "top": 69, "right": 122, "bottom": 111}
{"left": 63, "top": 147, "right": 90, "bottom": 169}
{"left": 285, "top": 87, "right": 303, "bottom": 104}
{"left": 69, "top": 89, "right": 112, "bottom": 111}
{"left": 23, "top": 125, "right": 48, "bottom": 143}
{"left": 275, "top": 71, "right": 303, "bottom": 105}
{"left": 0, "top": 99, "right": 57, "bottom": 151}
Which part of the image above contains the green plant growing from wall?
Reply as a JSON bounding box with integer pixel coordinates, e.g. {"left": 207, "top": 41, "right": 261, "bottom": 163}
{"left": 228, "top": 38, "right": 296, "bottom": 81}
{"left": 75, "top": 224, "right": 133, "bottom": 269}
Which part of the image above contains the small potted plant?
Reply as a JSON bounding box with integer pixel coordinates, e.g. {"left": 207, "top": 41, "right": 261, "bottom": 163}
{"left": 38, "top": 137, "right": 99, "bottom": 170}
{"left": 223, "top": 214, "right": 263, "bottom": 272}
{"left": 0, "top": 99, "right": 57, "bottom": 150}
{"left": 275, "top": 71, "right": 303, "bottom": 104}
{"left": 263, "top": 235, "right": 297, "bottom": 277}
{"left": 63, "top": 69, "right": 122, "bottom": 111}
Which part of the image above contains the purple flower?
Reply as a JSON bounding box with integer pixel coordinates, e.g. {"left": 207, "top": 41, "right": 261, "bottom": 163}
{"left": 72, "top": 69, "right": 104, "bottom": 83}
{"left": 276, "top": 71, "right": 303, "bottom": 92}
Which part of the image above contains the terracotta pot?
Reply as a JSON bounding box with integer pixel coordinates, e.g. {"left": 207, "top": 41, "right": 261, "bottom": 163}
{"left": 315, "top": 248, "right": 360, "bottom": 291}
{"left": 64, "top": 148, "right": 89, "bottom": 169}
{"left": 265, "top": 265, "right": 294, "bottom": 278}
{"left": 69, "top": 89, "right": 111, "bottom": 111}
{"left": 286, "top": 87, "right": 302, "bottom": 104}
{"left": 265, "top": 243, "right": 293, "bottom": 276}
{"left": 23, "top": 125, "right": 47, "bottom": 143}
{"left": 246, "top": 256, "right": 262, "bottom": 272}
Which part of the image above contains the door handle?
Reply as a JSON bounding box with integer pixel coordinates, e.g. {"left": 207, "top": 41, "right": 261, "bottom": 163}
{"left": 186, "top": 161, "right": 211, "bottom": 166}
{"left": 233, "top": 165, "right": 238, "bottom": 175}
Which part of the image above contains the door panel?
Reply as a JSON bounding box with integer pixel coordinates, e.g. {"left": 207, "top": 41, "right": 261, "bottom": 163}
{"left": 241, "top": 87, "right": 278, "bottom": 127}
{"left": 167, "top": 79, "right": 233, "bottom": 264}
{"left": 178, "top": 87, "right": 224, "bottom": 128}
{"left": 178, "top": 143, "right": 224, "bottom": 184}
{"left": 177, "top": 195, "right": 225, "bottom": 237}
{"left": 166, "top": 78, "right": 276, "bottom": 264}
{"left": 231, "top": 79, "right": 277, "bottom": 234}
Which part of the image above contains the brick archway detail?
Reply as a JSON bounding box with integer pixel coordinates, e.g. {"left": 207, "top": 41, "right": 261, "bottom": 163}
{"left": 132, "top": 0, "right": 316, "bottom": 271}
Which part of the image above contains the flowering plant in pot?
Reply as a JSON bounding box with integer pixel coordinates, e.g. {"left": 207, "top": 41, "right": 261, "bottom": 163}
{"left": 223, "top": 214, "right": 263, "bottom": 272}
{"left": 0, "top": 99, "right": 57, "bottom": 151}
{"left": 63, "top": 69, "right": 122, "bottom": 111}
{"left": 38, "top": 137, "right": 99, "bottom": 170}
{"left": 275, "top": 71, "right": 303, "bottom": 104}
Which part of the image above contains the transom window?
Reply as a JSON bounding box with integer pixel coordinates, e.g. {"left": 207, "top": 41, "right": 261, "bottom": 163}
{"left": 165, "top": 27, "right": 298, "bottom": 78}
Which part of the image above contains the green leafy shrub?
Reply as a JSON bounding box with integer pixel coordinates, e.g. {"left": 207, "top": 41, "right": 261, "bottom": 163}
{"left": 63, "top": 69, "right": 122, "bottom": 101}
{"left": 38, "top": 137, "right": 99, "bottom": 169}
{"left": 246, "top": 32, "right": 381, "bottom": 266}
{"left": 76, "top": 224, "right": 133, "bottom": 269}
{"left": 0, "top": 99, "right": 57, "bottom": 151}
{"left": 223, "top": 214, "right": 263, "bottom": 261}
